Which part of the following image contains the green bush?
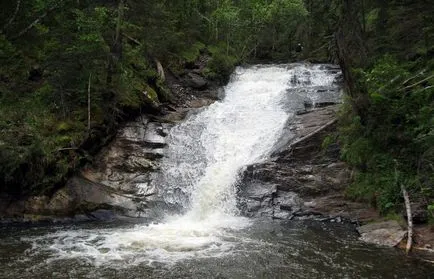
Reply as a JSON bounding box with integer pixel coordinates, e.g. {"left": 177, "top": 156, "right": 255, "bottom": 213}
{"left": 204, "top": 44, "right": 238, "bottom": 84}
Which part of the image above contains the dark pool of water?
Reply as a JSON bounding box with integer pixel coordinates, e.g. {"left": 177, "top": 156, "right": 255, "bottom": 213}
{"left": 0, "top": 219, "right": 433, "bottom": 279}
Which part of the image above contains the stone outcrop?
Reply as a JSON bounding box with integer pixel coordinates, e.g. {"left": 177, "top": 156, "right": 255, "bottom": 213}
{"left": 357, "top": 221, "right": 407, "bottom": 247}
{"left": 239, "top": 105, "right": 367, "bottom": 222}
{"left": 0, "top": 118, "right": 169, "bottom": 222}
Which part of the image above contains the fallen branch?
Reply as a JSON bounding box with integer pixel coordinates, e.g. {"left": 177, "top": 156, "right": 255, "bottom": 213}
{"left": 395, "top": 160, "right": 413, "bottom": 254}
{"left": 289, "top": 118, "right": 337, "bottom": 149}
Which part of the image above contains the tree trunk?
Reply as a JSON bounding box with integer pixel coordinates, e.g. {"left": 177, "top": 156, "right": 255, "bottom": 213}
{"left": 87, "top": 73, "right": 91, "bottom": 131}
{"left": 402, "top": 185, "right": 413, "bottom": 254}
{"left": 154, "top": 58, "right": 165, "bottom": 82}
{"left": 107, "top": 0, "right": 124, "bottom": 85}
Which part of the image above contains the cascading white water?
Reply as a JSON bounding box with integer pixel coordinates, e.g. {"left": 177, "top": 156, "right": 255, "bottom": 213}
{"left": 154, "top": 65, "right": 293, "bottom": 219}
{"left": 22, "top": 64, "right": 342, "bottom": 267}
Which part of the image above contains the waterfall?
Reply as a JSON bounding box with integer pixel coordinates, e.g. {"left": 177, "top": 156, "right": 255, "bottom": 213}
{"left": 154, "top": 65, "right": 293, "bottom": 219}
{"left": 22, "top": 64, "right": 342, "bottom": 266}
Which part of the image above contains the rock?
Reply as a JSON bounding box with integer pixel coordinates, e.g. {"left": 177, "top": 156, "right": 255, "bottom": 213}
{"left": 242, "top": 182, "right": 277, "bottom": 200}
{"left": 88, "top": 209, "right": 117, "bottom": 221}
{"left": 357, "top": 221, "right": 407, "bottom": 247}
{"left": 144, "top": 122, "right": 167, "bottom": 148}
{"left": 403, "top": 202, "right": 429, "bottom": 224}
{"left": 184, "top": 73, "right": 208, "bottom": 90}
{"left": 121, "top": 155, "right": 157, "bottom": 172}
{"left": 187, "top": 98, "right": 215, "bottom": 108}
{"left": 27, "top": 116, "right": 167, "bottom": 221}
{"left": 142, "top": 148, "right": 165, "bottom": 160}
{"left": 47, "top": 176, "right": 139, "bottom": 217}
{"left": 238, "top": 180, "right": 304, "bottom": 219}
{"left": 118, "top": 123, "right": 146, "bottom": 143}
{"left": 274, "top": 191, "right": 302, "bottom": 212}
{"left": 238, "top": 105, "right": 378, "bottom": 223}
{"left": 273, "top": 209, "right": 292, "bottom": 220}
{"left": 238, "top": 182, "right": 277, "bottom": 217}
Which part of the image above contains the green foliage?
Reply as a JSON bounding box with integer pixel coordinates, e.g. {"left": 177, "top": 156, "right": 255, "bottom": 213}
{"left": 339, "top": 53, "right": 434, "bottom": 213}
{"left": 321, "top": 134, "right": 336, "bottom": 150}
{"left": 328, "top": 0, "right": 433, "bottom": 217}
{"left": 181, "top": 42, "right": 206, "bottom": 63}
{"left": 205, "top": 43, "right": 238, "bottom": 83}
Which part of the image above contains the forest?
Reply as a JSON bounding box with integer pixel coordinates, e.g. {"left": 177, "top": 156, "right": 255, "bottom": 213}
{"left": 0, "top": 0, "right": 433, "bottom": 221}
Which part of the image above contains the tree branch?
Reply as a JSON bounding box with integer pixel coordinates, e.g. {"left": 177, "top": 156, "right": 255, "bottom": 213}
{"left": 401, "top": 74, "right": 434, "bottom": 91}
{"left": 13, "top": 5, "right": 57, "bottom": 39}
{"left": 1, "top": 0, "right": 21, "bottom": 34}
{"left": 194, "top": 9, "right": 211, "bottom": 23}
{"left": 122, "top": 33, "right": 141, "bottom": 46}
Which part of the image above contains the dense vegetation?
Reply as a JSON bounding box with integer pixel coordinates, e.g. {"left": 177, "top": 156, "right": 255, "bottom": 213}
{"left": 338, "top": 1, "right": 433, "bottom": 218}
{"left": 310, "top": 0, "right": 433, "bottom": 218}
{"left": 0, "top": 0, "right": 433, "bottom": 220}
{"left": 0, "top": 0, "right": 307, "bottom": 196}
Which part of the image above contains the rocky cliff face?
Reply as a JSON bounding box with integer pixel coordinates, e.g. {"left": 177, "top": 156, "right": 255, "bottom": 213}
{"left": 237, "top": 105, "right": 370, "bottom": 222}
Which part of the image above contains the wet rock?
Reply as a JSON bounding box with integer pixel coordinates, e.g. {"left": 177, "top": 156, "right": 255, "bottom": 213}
{"left": 184, "top": 73, "right": 208, "bottom": 90}
{"left": 142, "top": 148, "right": 165, "bottom": 160}
{"left": 47, "top": 177, "right": 139, "bottom": 217}
{"left": 3, "top": 116, "right": 169, "bottom": 222}
{"left": 121, "top": 156, "right": 157, "bottom": 172}
{"left": 144, "top": 122, "right": 167, "bottom": 148}
{"left": 88, "top": 209, "right": 117, "bottom": 221}
{"left": 274, "top": 191, "right": 302, "bottom": 212}
{"left": 118, "top": 123, "right": 147, "bottom": 143}
{"left": 238, "top": 105, "right": 375, "bottom": 223}
{"left": 357, "top": 221, "right": 407, "bottom": 247}
{"left": 238, "top": 182, "right": 277, "bottom": 217}
{"left": 238, "top": 181, "right": 303, "bottom": 219}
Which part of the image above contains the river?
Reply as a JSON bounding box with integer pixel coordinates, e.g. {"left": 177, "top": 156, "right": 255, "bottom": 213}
{"left": 0, "top": 64, "right": 432, "bottom": 278}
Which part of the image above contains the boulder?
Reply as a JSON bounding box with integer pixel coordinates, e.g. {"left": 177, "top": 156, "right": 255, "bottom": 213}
{"left": 238, "top": 181, "right": 303, "bottom": 219}
{"left": 357, "top": 221, "right": 407, "bottom": 247}
{"left": 47, "top": 176, "right": 139, "bottom": 218}
{"left": 184, "top": 73, "right": 208, "bottom": 90}
{"left": 144, "top": 122, "right": 167, "bottom": 148}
